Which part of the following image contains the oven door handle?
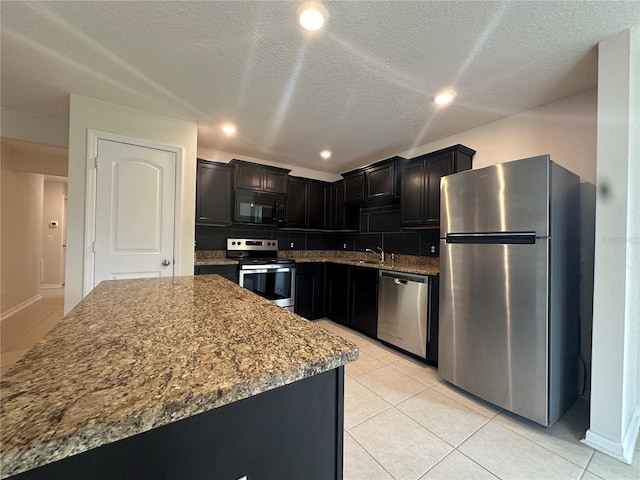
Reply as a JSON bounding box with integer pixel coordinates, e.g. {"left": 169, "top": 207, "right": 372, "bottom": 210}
{"left": 240, "top": 267, "right": 293, "bottom": 274}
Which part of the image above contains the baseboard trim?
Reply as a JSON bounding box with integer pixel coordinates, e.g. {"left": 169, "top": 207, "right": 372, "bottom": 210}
{"left": 41, "top": 284, "right": 64, "bottom": 289}
{"left": 582, "top": 407, "right": 640, "bottom": 465}
{"left": 1, "top": 294, "right": 44, "bottom": 322}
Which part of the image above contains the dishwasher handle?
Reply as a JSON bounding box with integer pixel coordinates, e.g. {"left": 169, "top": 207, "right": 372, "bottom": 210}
{"left": 380, "top": 270, "right": 427, "bottom": 284}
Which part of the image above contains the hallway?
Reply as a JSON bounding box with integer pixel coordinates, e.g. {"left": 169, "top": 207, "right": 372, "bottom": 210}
{"left": 1, "top": 287, "right": 64, "bottom": 375}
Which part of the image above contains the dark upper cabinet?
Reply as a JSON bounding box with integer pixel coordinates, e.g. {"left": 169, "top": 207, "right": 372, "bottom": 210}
{"left": 308, "top": 180, "right": 329, "bottom": 229}
{"left": 400, "top": 145, "right": 475, "bottom": 227}
{"left": 287, "top": 177, "right": 330, "bottom": 229}
{"left": 287, "top": 177, "right": 308, "bottom": 228}
{"left": 230, "top": 159, "right": 290, "bottom": 194}
{"left": 264, "top": 170, "right": 289, "bottom": 194}
{"left": 343, "top": 156, "right": 403, "bottom": 205}
{"left": 294, "top": 262, "right": 325, "bottom": 320}
{"left": 366, "top": 162, "right": 396, "bottom": 199}
{"left": 400, "top": 160, "right": 425, "bottom": 226}
{"left": 330, "top": 180, "right": 345, "bottom": 230}
{"left": 343, "top": 172, "right": 365, "bottom": 203}
{"left": 195, "top": 159, "right": 232, "bottom": 226}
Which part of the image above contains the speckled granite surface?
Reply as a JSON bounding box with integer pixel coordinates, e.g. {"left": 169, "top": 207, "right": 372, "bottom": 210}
{"left": 195, "top": 250, "right": 439, "bottom": 276}
{"left": 0, "top": 276, "right": 358, "bottom": 478}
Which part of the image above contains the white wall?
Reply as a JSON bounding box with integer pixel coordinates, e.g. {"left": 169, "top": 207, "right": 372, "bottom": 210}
{"left": 197, "top": 147, "right": 341, "bottom": 183}
{"left": 1, "top": 106, "right": 69, "bottom": 147}
{"left": 398, "top": 88, "right": 597, "bottom": 184}
{"left": 584, "top": 28, "right": 640, "bottom": 465}
{"left": 1, "top": 139, "right": 68, "bottom": 177}
{"left": 1, "top": 156, "right": 44, "bottom": 315}
{"left": 41, "top": 179, "right": 67, "bottom": 287}
{"left": 65, "top": 95, "right": 198, "bottom": 313}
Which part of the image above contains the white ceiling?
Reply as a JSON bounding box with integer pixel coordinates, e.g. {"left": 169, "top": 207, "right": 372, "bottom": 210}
{"left": 1, "top": 1, "right": 639, "bottom": 174}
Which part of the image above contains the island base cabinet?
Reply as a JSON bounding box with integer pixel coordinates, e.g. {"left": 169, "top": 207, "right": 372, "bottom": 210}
{"left": 12, "top": 368, "right": 345, "bottom": 480}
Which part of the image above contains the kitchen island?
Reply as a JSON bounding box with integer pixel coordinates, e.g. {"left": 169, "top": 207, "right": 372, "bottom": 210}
{"left": 0, "top": 276, "right": 358, "bottom": 479}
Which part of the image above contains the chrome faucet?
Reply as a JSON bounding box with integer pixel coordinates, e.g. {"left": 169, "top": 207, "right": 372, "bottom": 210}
{"left": 365, "top": 247, "right": 385, "bottom": 263}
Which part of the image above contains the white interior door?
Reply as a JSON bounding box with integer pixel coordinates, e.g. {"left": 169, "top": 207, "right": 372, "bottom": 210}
{"left": 93, "top": 139, "right": 176, "bottom": 286}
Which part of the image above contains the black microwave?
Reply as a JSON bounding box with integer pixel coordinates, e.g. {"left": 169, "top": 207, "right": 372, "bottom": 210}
{"left": 234, "top": 190, "right": 287, "bottom": 225}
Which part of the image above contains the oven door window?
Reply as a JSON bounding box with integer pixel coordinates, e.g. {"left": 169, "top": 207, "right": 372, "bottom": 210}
{"left": 241, "top": 269, "right": 292, "bottom": 301}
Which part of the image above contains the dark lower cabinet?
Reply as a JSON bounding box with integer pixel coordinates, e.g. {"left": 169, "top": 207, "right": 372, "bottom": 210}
{"left": 295, "top": 263, "right": 325, "bottom": 320}
{"left": 194, "top": 264, "right": 239, "bottom": 284}
{"left": 326, "top": 263, "right": 350, "bottom": 324}
{"left": 14, "top": 369, "right": 345, "bottom": 480}
{"left": 326, "top": 264, "right": 378, "bottom": 338}
{"left": 349, "top": 267, "right": 378, "bottom": 337}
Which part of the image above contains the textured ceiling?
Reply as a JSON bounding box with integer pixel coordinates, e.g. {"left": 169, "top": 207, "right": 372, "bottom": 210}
{"left": 1, "top": 1, "right": 639, "bottom": 174}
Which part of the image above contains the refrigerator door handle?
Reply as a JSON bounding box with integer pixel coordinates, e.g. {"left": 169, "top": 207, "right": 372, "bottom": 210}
{"left": 445, "top": 232, "right": 537, "bottom": 244}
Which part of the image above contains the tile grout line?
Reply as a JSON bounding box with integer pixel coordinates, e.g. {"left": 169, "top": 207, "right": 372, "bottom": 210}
{"left": 344, "top": 430, "right": 397, "bottom": 480}
{"left": 487, "top": 414, "right": 596, "bottom": 471}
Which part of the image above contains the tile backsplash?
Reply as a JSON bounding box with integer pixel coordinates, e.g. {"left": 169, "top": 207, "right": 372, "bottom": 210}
{"left": 196, "top": 204, "right": 440, "bottom": 257}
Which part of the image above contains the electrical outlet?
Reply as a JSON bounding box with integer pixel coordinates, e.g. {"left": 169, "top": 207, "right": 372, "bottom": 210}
{"left": 343, "top": 243, "right": 347, "bottom": 249}
{"left": 290, "top": 242, "right": 295, "bottom": 248}
{"left": 428, "top": 243, "right": 438, "bottom": 256}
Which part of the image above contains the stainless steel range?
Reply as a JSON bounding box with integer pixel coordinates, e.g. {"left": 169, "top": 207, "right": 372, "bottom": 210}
{"left": 227, "top": 238, "right": 296, "bottom": 311}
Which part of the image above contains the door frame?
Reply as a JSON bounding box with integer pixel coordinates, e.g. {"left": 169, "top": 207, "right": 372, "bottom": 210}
{"left": 83, "top": 129, "right": 184, "bottom": 297}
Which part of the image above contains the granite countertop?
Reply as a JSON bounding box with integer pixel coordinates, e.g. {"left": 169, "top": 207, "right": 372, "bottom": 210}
{"left": 195, "top": 251, "right": 439, "bottom": 276}
{"left": 0, "top": 276, "right": 358, "bottom": 478}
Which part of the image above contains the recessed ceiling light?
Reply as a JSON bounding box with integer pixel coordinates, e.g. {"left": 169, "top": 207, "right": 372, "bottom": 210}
{"left": 432, "top": 89, "right": 456, "bottom": 106}
{"left": 296, "top": 2, "right": 328, "bottom": 32}
{"left": 320, "top": 150, "right": 332, "bottom": 159}
{"left": 221, "top": 123, "right": 237, "bottom": 135}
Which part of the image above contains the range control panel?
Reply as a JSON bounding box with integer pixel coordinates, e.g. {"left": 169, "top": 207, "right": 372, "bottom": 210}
{"left": 226, "top": 238, "right": 279, "bottom": 252}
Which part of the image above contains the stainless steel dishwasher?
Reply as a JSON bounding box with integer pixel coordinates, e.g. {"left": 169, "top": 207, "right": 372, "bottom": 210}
{"left": 377, "top": 270, "right": 431, "bottom": 359}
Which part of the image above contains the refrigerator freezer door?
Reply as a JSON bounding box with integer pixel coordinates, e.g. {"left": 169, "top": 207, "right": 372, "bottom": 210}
{"left": 440, "top": 155, "right": 550, "bottom": 237}
{"left": 439, "top": 238, "right": 550, "bottom": 425}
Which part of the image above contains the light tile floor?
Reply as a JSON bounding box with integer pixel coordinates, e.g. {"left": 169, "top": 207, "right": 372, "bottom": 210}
{"left": 315, "top": 319, "right": 640, "bottom": 480}
{"left": 1, "top": 287, "right": 65, "bottom": 375}
{"left": 2, "top": 300, "right": 637, "bottom": 480}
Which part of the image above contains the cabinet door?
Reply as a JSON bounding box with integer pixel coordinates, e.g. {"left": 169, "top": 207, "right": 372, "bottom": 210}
{"left": 287, "top": 178, "right": 308, "bottom": 228}
{"left": 196, "top": 160, "right": 232, "bottom": 225}
{"left": 367, "top": 163, "right": 395, "bottom": 199}
{"left": 344, "top": 172, "right": 365, "bottom": 203}
{"left": 295, "top": 263, "right": 325, "bottom": 319}
{"left": 326, "top": 263, "right": 349, "bottom": 324}
{"left": 308, "top": 181, "right": 329, "bottom": 230}
{"left": 400, "top": 159, "right": 425, "bottom": 226}
{"left": 425, "top": 152, "right": 454, "bottom": 224}
{"left": 331, "top": 181, "right": 344, "bottom": 230}
{"left": 194, "top": 264, "right": 239, "bottom": 283}
{"left": 349, "top": 267, "right": 378, "bottom": 337}
{"left": 264, "top": 170, "right": 288, "bottom": 194}
{"left": 235, "top": 163, "right": 264, "bottom": 191}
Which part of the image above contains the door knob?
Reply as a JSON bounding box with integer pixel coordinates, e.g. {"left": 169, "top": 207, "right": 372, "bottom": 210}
{"left": 162, "top": 259, "right": 171, "bottom": 266}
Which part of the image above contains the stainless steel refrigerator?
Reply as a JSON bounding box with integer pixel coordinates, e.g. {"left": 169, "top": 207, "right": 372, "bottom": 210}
{"left": 439, "top": 155, "right": 579, "bottom": 426}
